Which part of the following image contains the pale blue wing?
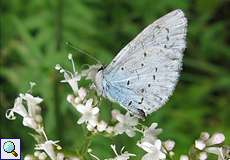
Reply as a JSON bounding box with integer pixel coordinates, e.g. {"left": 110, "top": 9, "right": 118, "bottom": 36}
{"left": 102, "top": 9, "right": 187, "bottom": 116}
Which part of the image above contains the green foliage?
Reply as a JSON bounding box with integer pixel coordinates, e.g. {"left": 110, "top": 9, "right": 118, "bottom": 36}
{"left": 1, "top": 0, "right": 230, "bottom": 159}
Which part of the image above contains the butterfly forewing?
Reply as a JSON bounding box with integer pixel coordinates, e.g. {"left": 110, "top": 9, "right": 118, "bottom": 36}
{"left": 102, "top": 9, "right": 187, "bottom": 116}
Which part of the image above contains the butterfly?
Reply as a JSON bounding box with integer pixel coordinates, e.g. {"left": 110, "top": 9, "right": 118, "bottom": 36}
{"left": 85, "top": 9, "right": 187, "bottom": 118}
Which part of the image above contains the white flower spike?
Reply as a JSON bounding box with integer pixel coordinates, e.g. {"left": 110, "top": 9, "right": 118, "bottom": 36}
{"left": 55, "top": 56, "right": 81, "bottom": 94}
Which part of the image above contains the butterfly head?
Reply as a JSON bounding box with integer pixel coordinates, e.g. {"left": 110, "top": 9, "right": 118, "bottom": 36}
{"left": 83, "top": 64, "right": 105, "bottom": 96}
{"left": 94, "top": 66, "right": 105, "bottom": 96}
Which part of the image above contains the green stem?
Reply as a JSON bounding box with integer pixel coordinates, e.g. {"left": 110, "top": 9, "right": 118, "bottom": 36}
{"left": 80, "top": 132, "right": 93, "bottom": 159}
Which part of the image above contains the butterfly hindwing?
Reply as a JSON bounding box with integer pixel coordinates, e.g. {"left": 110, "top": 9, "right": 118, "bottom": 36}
{"left": 102, "top": 9, "right": 187, "bottom": 116}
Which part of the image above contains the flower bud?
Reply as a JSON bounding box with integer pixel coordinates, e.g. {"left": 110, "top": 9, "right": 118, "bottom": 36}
{"left": 195, "top": 140, "right": 206, "bottom": 150}
{"left": 163, "top": 140, "right": 175, "bottom": 151}
{"left": 34, "top": 151, "right": 41, "bottom": 157}
{"left": 207, "top": 133, "right": 225, "bottom": 146}
{"left": 180, "top": 155, "right": 189, "bottom": 160}
{"left": 24, "top": 155, "right": 34, "bottom": 160}
{"left": 38, "top": 152, "right": 47, "bottom": 160}
{"left": 200, "top": 132, "right": 210, "bottom": 141}
{"left": 199, "top": 152, "right": 207, "bottom": 160}
{"left": 97, "top": 121, "right": 107, "bottom": 132}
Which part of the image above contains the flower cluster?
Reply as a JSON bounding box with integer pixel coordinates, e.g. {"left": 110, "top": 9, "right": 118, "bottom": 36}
{"left": 137, "top": 123, "right": 175, "bottom": 160}
{"left": 179, "top": 132, "right": 230, "bottom": 160}
{"left": 5, "top": 54, "right": 230, "bottom": 160}
{"left": 193, "top": 132, "right": 228, "bottom": 160}
{"left": 5, "top": 83, "right": 79, "bottom": 160}
{"left": 56, "top": 54, "right": 139, "bottom": 137}
{"left": 6, "top": 88, "right": 43, "bottom": 131}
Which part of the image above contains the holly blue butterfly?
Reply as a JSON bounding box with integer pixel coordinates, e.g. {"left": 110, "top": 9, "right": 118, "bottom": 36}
{"left": 86, "top": 9, "right": 187, "bottom": 118}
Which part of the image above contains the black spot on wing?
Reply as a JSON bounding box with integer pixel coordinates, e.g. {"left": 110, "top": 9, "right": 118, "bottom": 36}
{"left": 166, "top": 35, "right": 169, "bottom": 41}
{"left": 141, "top": 88, "right": 144, "bottom": 93}
{"left": 165, "top": 28, "right": 169, "bottom": 33}
{"left": 138, "top": 97, "right": 144, "bottom": 104}
{"left": 128, "top": 101, "right": 132, "bottom": 106}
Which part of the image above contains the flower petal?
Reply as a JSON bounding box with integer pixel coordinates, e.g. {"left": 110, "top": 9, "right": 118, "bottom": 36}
{"left": 91, "top": 107, "right": 99, "bottom": 115}
{"left": 76, "top": 104, "right": 88, "bottom": 114}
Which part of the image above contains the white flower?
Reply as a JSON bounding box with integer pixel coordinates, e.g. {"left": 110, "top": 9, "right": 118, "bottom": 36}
{"left": 57, "top": 152, "right": 65, "bottom": 160}
{"left": 5, "top": 93, "right": 43, "bottom": 130}
{"left": 137, "top": 140, "right": 166, "bottom": 160}
{"left": 35, "top": 140, "right": 60, "bottom": 160}
{"left": 97, "top": 120, "right": 107, "bottom": 132}
{"left": 112, "top": 109, "right": 121, "bottom": 120}
{"left": 6, "top": 97, "right": 28, "bottom": 120}
{"left": 199, "top": 152, "right": 207, "bottom": 160}
{"left": 195, "top": 140, "right": 206, "bottom": 150}
{"left": 200, "top": 132, "right": 210, "bottom": 141}
{"left": 23, "top": 116, "right": 38, "bottom": 130}
{"left": 206, "top": 133, "right": 225, "bottom": 146}
{"left": 34, "top": 151, "right": 41, "bottom": 157}
{"left": 76, "top": 99, "right": 99, "bottom": 127}
{"left": 106, "top": 126, "right": 114, "bottom": 134}
{"left": 38, "top": 152, "right": 48, "bottom": 160}
{"left": 114, "top": 112, "right": 138, "bottom": 137}
{"left": 163, "top": 140, "right": 175, "bottom": 151}
{"left": 21, "top": 93, "right": 43, "bottom": 106}
{"left": 24, "top": 155, "right": 34, "bottom": 160}
{"left": 55, "top": 56, "right": 81, "bottom": 94}
{"left": 78, "top": 87, "right": 86, "bottom": 101}
{"left": 61, "top": 71, "right": 81, "bottom": 94}
{"left": 67, "top": 94, "right": 75, "bottom": 104}
{"left": 180, "top": 155, "right": 189, "bottom": 160}
{"left": 142, "top": 123, "right": 162, "bottom": 144}
{"left": 68, "top": 53, "right": 73, "bottom": 60}
{"left": 87, "top": 123, "right": 96, "bottom": 131}
{"left": 20, "top": 93, "right": 43, "bottom": 121}
{"left": 195, "top": 132, "right": 225, "bottom": 151}
{"left": 108, "top": 145, "right": 135, "bottom": 160}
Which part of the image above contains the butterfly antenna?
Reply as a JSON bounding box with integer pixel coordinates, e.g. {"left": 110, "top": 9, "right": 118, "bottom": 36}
{"left": 65, "top": 42, "right": 101, "bottom": 64}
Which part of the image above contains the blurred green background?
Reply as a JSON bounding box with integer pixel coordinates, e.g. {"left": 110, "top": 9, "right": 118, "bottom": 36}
{"left": 1, "top": 0, "right": 230, "bottom": 159}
